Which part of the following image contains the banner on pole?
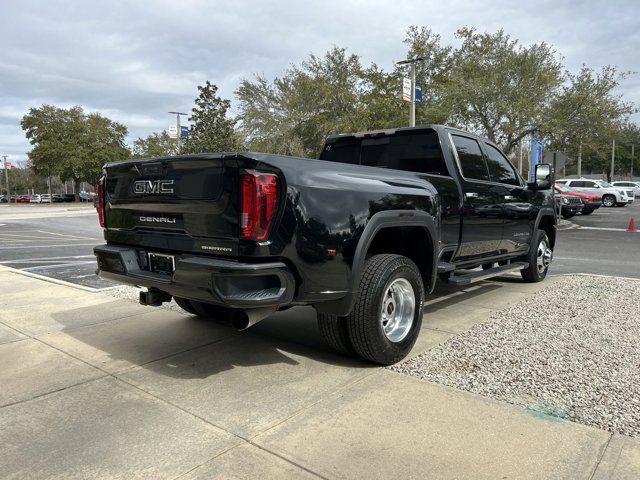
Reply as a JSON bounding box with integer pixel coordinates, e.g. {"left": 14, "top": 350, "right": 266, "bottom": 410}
{"left": 529, "top": 134, "right": 543, "bottom": 180}
{"left": 402, "top": 78, "right": 412, "bottom": 102}
{"left": 415, "top": 83, "right": 422, "bottom": 103}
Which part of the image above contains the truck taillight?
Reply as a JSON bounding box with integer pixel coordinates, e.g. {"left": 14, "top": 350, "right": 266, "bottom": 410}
{"left": 240, "top": 171, "right": 278, "bottom": 240}
{"left": 97, "top": 177, "right": 105, "bottom": 228}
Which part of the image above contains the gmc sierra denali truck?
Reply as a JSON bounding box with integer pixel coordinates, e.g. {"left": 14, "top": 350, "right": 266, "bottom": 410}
{"left": 94, "top": 125, "right": 556, "bottom": 365}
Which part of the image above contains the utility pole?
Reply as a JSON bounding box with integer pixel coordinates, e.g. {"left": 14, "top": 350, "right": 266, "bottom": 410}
{"left": 396, "top": 57, "right": 426, "bottom": 127}
{"left": 611, "top": 138, "right": 616, "bottom": 181}
{"left": 168, "top": 111, "right": 189, "bottom": 154}
{"left": 631, "top": 144, "right": 635, "bottom": 179}
{"left": 2, "top": 155, "right": 8, "bottom": 198}
{"left": 577, "top": 140, "right": 582, "bottom": 177}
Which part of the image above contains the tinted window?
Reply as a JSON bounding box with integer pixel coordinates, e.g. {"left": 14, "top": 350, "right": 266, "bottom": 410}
{"left": 583, "top": 181, "right": 596, "bottom": 188}
{"left": 484, "top": 144, "right": 519, "bottom": 185}
{"left": 570, "top": 181, "right": 584, "bottom": 187}
{"left": 320, "top": 130, "right": 449, "bottom": 175}
{"left": 452, "top": 135, "right": 489, "bottom": 181}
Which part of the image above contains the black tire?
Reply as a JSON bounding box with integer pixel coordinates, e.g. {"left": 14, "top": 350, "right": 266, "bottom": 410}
{"left": 602, "top": 194, "right": 616, "bottom": 207}
{"left": 581, "top": 208, "right": 593, "bottom": 215}
{"left": 561, "top": 212, "right": 575, "bottom": 219}
{"left": 317, "top": 313, "right": 357, "bottom": 356}
{"left": 347, "top": 254, "right": 424, "bottom": 365}
{"left": 173, "top": 296, "right": 199, "bottom": 315}
{"left": 189, "top": 300, "right": 233, "bottom": 322}
{"left": 521, "top": 230, "right": 552, "bottom": 283}
{"left": 482, "top": 263, "right": 494, "bottom": 270}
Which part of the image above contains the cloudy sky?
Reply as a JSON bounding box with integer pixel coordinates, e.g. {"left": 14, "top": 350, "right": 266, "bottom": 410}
{"left": 1, "top": 0, "right": 639, "bottom": 165}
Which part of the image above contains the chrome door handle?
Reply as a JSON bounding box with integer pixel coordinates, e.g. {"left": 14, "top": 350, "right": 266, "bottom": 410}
{"left": 504, "top": 195, "right": 516, "bottom": 200}
{"left": 465, "top": 192, "right": 479, "bottom": 198}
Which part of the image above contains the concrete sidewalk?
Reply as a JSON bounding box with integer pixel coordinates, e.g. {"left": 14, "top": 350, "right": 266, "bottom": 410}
{"left": 0, "top": 264, "right": 638, "bottom": 479}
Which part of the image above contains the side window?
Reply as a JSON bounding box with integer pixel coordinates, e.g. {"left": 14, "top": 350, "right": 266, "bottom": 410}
{"left": 583, "top": 181, "right": 596, "bottom": 188}
{"left": 451, "top": 135, "right": 489, "bottom": 181}
{"left": 571, "top": 181, "right": 583, "bottom": 187}
{"left": 484, "top": 144, "right": 519, "bottom": 185}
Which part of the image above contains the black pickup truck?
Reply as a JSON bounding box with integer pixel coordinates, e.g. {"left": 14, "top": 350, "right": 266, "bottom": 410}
{"left": 94, "top": 125, "right": 556, "bottom": 364}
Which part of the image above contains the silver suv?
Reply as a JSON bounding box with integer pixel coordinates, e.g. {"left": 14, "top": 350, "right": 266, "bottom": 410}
{"left": 556, "top": 178, "right": 632, "bottom": 207}
{"left": 612, "top": 181, "right": 640, "bottom": 198}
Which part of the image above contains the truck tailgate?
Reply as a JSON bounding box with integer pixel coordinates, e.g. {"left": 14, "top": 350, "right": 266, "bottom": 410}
{"left": 103, "top": 156, "right": 240, "bottom": 255}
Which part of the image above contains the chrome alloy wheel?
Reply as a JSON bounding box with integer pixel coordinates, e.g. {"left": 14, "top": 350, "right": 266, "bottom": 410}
{"left": 380, "top": 278, "right": 415, "bottom": 342}
{"left": 536, "top": 239, "right": 553, "bottom": 274}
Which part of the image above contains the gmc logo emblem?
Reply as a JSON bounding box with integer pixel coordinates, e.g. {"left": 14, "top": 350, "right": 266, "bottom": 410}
{"left": 133, "top": 179, "right": 174, "bottom": 194}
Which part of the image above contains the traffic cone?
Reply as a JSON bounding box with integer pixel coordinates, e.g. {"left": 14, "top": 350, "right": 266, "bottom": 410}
{"left": 628, "top": 218, "right": 636, "bottom": 232}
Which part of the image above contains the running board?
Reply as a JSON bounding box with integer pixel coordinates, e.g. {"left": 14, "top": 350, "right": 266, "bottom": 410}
{"left": 447, "top": 262, "right": 529, "bottom": 286}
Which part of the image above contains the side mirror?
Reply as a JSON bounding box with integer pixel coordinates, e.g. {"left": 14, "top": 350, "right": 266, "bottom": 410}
{"left": 533, "top": 163, "right": 553, "bottom": 190}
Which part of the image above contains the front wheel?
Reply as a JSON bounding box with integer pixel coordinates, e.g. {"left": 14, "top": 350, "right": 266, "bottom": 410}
{"left": 347, "top": 254, "right": 424, "bottom": 365}
{"left": 521, "top": 231, "right": 552, "bottom": 283}
{"left": 602, "top": 194, "right": 616, "bottom": 207}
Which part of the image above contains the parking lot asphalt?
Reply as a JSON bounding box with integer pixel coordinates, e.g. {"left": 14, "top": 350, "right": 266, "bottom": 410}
{"left": 0, "top": 204, "right": 115, "bottom": 290}
{"left": 553, "top": 200, "right": 640, "bottom": 278}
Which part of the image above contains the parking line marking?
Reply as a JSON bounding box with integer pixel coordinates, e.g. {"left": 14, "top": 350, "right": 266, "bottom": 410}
{"left": 37, "top": 230, "right": 97, "bottom": 240}
{"left": 1, "top": 265, "right": 119, "bottom": 292}
{"left": 0, "top": 255, "right": 95, "bottom": 264}
{"left": 577, "top": 226, "right": 631, "bottom": 232}
{"left": 22, "top": 260, "right": 97, "bottom": 271}
{"left": 0, "top": 243, "right": 99, "bottom": 250}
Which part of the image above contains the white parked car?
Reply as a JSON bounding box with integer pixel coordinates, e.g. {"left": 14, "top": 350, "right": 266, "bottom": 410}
{"left": 40, "top": 194, "right": 52, "bottom": 203}
{"left": 29, "top": 194, "right": 42, "bottom": 203}
{"left": 612, "top": 181, "right": 640, "bottom": 198}
{"left": 556, "top": 178, "right": 632, "bottom": 207}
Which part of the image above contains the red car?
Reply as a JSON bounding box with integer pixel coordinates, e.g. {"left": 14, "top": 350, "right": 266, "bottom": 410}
{"left": 554, "top": 184, "right": 602, "bottom": 215}
{"left": 15, "top": 194, "right": 31, "bottom": 203}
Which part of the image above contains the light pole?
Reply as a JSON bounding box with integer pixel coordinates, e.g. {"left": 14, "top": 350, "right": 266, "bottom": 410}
{"left": 611, "top": 138, "right": 616, "bottom": 181}
{"left": 396, "top": 57, "right": 426, "bottom": 127}
{"left": 168, "top": 111, "right": 189, "bottom": 154}
{"left": 1, "top": 155, "right": 8, "bottom": 198}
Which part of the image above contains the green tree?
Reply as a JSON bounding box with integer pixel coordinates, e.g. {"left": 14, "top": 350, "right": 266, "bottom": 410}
{"left": 21, "top": 105, "right": 129, "bottom": 189}
{"left": 132, "top": 131, "right": 179, "bottom": 158}
{"left": 544, "top": 66, "right": 635, "bottom": 175}
{"left": 183, "top": 81, "right": 241, "bottom": 154}
{"left": 442, "top": 27, "right": 563, "bottom": 154}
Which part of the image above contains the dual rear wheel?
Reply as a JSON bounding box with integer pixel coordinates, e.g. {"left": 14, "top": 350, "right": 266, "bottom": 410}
{"left": 317, "top": 254, "right": 424, "bottom": 365}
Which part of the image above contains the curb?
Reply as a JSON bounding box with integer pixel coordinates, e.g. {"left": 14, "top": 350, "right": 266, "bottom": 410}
{"left": 556, "top": 220, "right": 579, "bottom": 231}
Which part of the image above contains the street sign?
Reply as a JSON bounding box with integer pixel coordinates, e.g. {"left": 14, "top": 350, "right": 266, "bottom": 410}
{"left": 402, "top": 78, "right": 412, "bottom": 102}
{"left": 180, "top": 126, "right": 189, "bottom": 138}
{"left": 0, "top": 162, "right": 11, "bottom": 170}
{"left": 415, "top": 83, "right": 422, "bottom": 103}
{"left": 168, "top": 125, "right": 178, "bottom": 139}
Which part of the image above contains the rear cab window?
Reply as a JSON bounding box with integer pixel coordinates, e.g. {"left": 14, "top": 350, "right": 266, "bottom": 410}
{"left": 320, "top": 129, "right": 450, "bottom": 176}
{"left": 451, "top": 134, "right": 489, "bottom": 181}
{"left": 484, "top": 143, "right": 520, "bottom": 185}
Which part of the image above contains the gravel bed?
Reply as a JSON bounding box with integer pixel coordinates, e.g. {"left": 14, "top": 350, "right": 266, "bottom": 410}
{"left": 390, "top": 275, "right": 640, "bottom": 437}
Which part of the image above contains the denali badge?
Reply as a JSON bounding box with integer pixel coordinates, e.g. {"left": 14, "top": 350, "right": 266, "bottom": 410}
{"left": 133, "top": 179, "right": 175, "bottom": 194}
{"left": 139, "top": 216, "right": 176, "bottom": 223}
{"left": 201, "top": 245, "right": 233, "bottom": 253}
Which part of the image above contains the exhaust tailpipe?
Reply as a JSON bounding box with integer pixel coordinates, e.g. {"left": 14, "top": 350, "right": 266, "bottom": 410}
{"left": 230, "top": 307, "right": 277, "bottom": 330}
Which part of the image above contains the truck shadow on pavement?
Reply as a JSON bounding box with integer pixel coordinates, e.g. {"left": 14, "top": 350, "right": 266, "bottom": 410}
{"left": 51, "top": 281, "right": 508, "bottom": 379}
